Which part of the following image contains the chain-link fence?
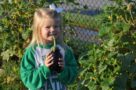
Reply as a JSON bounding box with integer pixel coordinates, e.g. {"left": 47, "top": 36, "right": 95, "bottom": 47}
{"left": 60, "top": 0, "right": 113, "bottom": 44}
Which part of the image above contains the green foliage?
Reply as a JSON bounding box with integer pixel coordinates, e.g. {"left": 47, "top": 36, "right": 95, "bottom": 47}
{"left": 0, "top": 61, "right": 26, "bottom": 90}
{"left": 0, "top": 1, "right": 37, "bottom": 61}
{"left": 79, "top": 44, "right": 120, "bottom": 90}
{"left": 79, "top": 0, "right": 136, "bottom": 90}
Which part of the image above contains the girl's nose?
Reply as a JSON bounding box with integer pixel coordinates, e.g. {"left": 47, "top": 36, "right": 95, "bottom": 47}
{"left": 50, "top": 27, "right": 55, "bottom": 31}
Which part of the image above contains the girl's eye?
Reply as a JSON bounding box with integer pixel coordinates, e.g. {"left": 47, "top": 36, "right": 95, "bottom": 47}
{"left": 45, "top": 26, "right": 50, "bottom": 29}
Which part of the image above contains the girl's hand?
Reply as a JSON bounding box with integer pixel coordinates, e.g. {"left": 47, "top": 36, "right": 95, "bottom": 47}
{"left": 44, "top": 52, "right": 54, "bottom": 67}
{"left": 58, "top": 58, "right": 64, "bottom": 70}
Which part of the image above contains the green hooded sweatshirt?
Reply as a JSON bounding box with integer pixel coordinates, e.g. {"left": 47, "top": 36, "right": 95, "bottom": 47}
{"left": 20, "top": 44, "right": 78, "bottom": 90}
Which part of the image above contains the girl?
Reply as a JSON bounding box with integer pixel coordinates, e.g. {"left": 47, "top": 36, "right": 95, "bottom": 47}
{"left": 20, "top": 8, "right": 78, "bottom": 90}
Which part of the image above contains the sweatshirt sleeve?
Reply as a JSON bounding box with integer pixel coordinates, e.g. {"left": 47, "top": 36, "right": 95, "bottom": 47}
{"left": 58, "top": 47, "right": 79, "bottom": 85}
{"left": 20, "top": 47, "right": 51, "bottom": 89}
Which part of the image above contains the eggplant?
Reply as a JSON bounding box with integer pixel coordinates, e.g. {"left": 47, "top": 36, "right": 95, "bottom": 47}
{"left": 50, "top": 47, "right": 63, "bottom": 73}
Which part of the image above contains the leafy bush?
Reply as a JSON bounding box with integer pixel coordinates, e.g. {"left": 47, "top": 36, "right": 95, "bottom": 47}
{"left": 0, "top": 60, "right": 26, "bottom": 90}
{"left": 79, "top": 0, "right": 136, "bottom": 90}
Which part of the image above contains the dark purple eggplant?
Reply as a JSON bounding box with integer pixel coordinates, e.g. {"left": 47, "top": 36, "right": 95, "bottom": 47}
{"left": 50, "top": 47, "right": 63, "bottom": 73}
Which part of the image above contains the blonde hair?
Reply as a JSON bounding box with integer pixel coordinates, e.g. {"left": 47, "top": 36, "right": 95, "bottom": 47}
{"left": 29, "top": 8, "right": 64, "bottom": 47}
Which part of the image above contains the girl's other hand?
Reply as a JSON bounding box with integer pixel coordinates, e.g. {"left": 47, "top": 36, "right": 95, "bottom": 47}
{"left": 44, "top": 52, "right": 54, "bottom": 67}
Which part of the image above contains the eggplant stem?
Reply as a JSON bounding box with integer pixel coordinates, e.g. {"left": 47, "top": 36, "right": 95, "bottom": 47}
{"left": 51, "top": 36, "right": 56, "bottom": 52}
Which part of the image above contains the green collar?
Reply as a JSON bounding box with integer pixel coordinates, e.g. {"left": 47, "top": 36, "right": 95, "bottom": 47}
{"left": 39, "top": 43, "right": 53, "bottom": 49}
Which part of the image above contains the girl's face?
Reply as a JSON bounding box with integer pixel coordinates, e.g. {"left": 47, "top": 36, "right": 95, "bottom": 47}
{"left": 40, "top": 17, "right": 61, "bottom": 44}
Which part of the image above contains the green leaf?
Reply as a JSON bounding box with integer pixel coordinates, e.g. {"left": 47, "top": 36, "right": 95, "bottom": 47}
{"left": 1, "top": 49, "right": 15, "bottom": 61}
{"left": 98, "top": 63, "right": 107, "bottom": 74}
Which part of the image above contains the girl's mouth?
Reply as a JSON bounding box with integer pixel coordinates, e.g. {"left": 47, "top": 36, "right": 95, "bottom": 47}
{"left": 49, "top": 32, "right": 57, "bottom": 36}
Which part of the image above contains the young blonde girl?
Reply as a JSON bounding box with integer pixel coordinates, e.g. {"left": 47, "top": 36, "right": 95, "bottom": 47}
{"left": 20, "top": 8, "right": 78, "bottom": 90}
